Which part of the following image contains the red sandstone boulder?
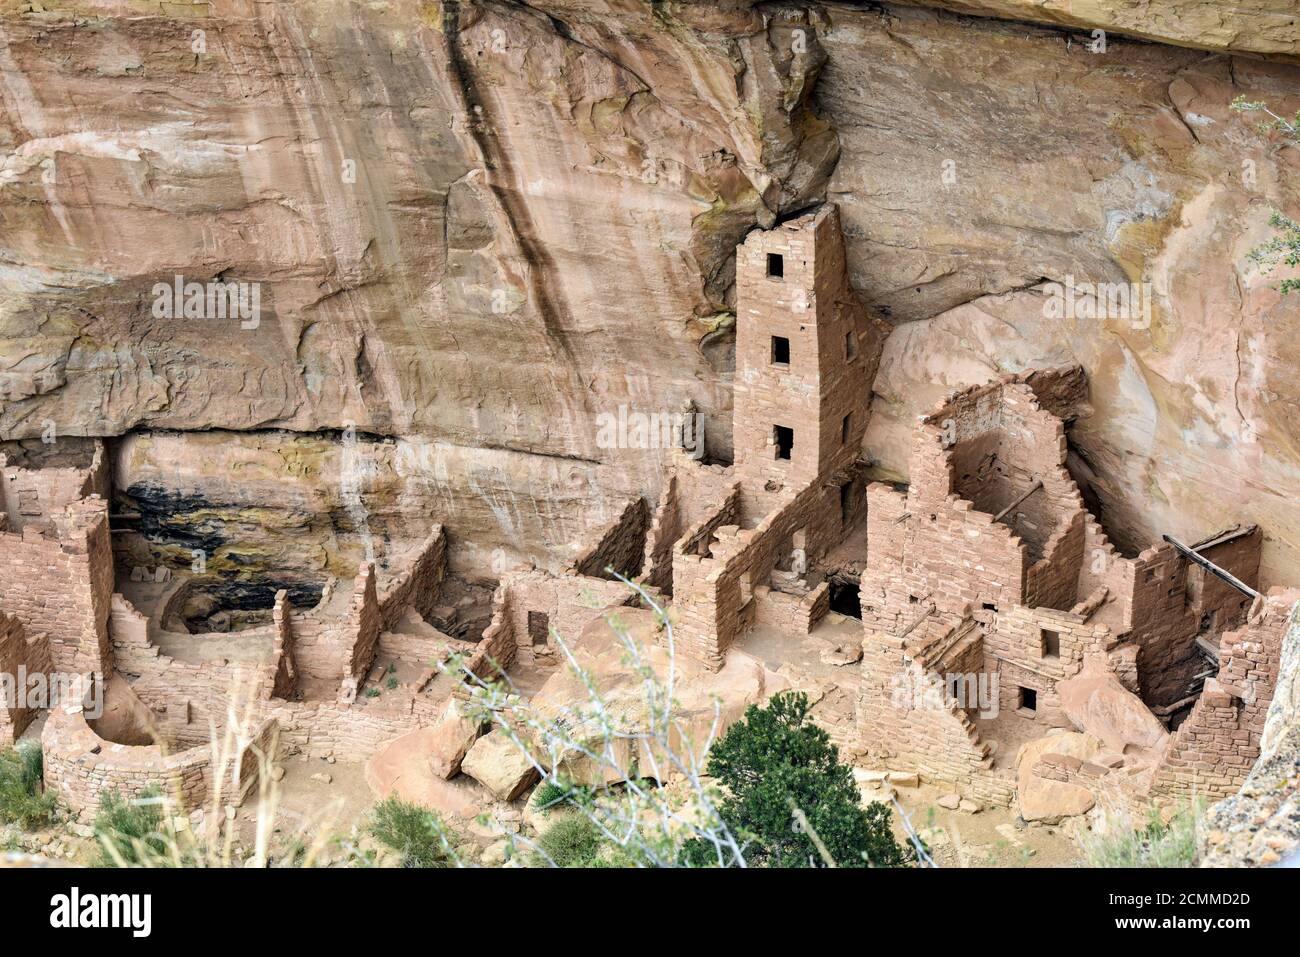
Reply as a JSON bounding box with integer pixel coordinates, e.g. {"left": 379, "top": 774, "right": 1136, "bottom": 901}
{"left": 1015, "top": 731, "right": 1100, "bottom": 823}
{"left": 1057, "top": 660, "right": 1169, "bottom": 758}
{"left": 461, "top": 730, "right": 540, "bottom": 802}
{"left": 427, "top": 698, "right": 488, "bottom": 780}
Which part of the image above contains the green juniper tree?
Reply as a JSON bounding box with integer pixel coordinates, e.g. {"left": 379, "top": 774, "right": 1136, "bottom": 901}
{"left": 685, "top": 691, "right": 911, "bottom": 868}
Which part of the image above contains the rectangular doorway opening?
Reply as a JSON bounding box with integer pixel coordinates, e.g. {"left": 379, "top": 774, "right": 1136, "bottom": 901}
{"left": 829, "top": 579, "right": 861, "bottom": 619}
{"left": 527, "top": 611, "right": 550, "bottom": 647}
{"left": 774, "top": 425, "right": 794, "bottom": 461}
{"left": 766, "top": 252, "right": 784, "bottom": 279}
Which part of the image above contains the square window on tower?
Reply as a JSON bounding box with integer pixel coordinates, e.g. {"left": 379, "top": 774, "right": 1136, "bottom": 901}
{"left": 771, "top": 336, "right": 790, "bottom": 365}
{"left": 766, "top": 253, "right": 784, "bottom": 279}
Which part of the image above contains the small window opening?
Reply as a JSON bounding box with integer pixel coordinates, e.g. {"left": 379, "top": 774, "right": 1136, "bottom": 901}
{"left": 845, "top": 329, "right": 857, "bottom": 360}
{"left": 1018, "top": 687, "right": 1037, "bottom": 714}
{"left": 766, "top": 252, "right": 784, "bottom": 279}
{"left": 774, "top": 425, "right": 793, "bottom": 461}
{"left": 840, "top": 480, "right": 854, "bottom": 524}
{"left": 1041, "top": 629, "right": 1060, "bottom": 659}
{"left": 841, "top": 412, "right": 852, "bottom": 445}
{"left": 771, "top": 335, "right": 790, "bottom": 365}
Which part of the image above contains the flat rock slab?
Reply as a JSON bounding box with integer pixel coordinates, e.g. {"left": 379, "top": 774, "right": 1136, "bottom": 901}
{"left": 365, "top": 727, "right": 484, "bottom": 819}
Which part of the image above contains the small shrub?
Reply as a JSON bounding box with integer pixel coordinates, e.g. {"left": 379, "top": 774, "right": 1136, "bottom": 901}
{"left": 1082, "top": 801, "right": 1203, "bottom": 868}
{"left": 94, "top": 788, "right": 169, "bottom": 867}
{"left": 536, "top": 816, "right": 605, "bottom": 867}
{"left": 365, "top": 688, "right": 381, "bottom": 698}
{"left": 385, "top": 676, "right": 398, "bottom": 690}
{"left": 368, "top": 797, "right": 451, "bottom": 867}
{"left": 531, "top": 777, "right": 593, "bottom": 812}
{"left": 1230, "top": 97, "right": 1300, "bottom": 295}
{"left": 0, "top": 744, "right": 58, "bottom": 830}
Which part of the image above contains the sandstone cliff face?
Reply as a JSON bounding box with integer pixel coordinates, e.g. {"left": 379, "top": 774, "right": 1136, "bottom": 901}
{"left": 1, "top": 1, "right": 1299, "bottom": 585}
{"left": 910, "top": 0, "right": 1300, "bottom": 60}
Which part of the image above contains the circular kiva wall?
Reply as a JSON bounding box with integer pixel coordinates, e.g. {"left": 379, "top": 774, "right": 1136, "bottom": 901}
{"left": 41, "top": 697, "right": 210, "bottom": 822}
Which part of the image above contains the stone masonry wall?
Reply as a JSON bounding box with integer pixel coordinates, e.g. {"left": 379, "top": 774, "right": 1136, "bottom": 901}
{"left": 0, "top": 438, "right": 107, "bottom": 535}
{"left": 0, "top": 610, "right": 50, "bottom": 744}
{"left": 345, "top": 564, "right": 382, "bottom": 687}
{"left": 376, "top": 525, "right": 447, "bottom": 632}
{"left": 857, "top": 617, "right": 1015, "bottom": 806}
{"left": 1124, "top": 528, "right": 1261, "bottom": 708}
{"left": 109, "top": 589, "right": 446, "bottom": 766}
{"left": 42, "top": 700, "right": 213, "bottom": 822}
{"left": 572, "top": 497, "right": 649, "bottom": 580}
{"left": 733, "top": 205, "right": 884, "bottom": 517}
{"left": 641, "top": 473, "right": 680, "bottom": 594}
{"left": 985, "top": 602, "right": 1126, "bottom": 725}
{"left": 1151, "top": 589, "right": 1297, "bottom": 802}
{"left": 499, "top": 569, "right": 638, "bottom": 666}
{"left": 0, "top": 497, "right": 114, "bottom": 676}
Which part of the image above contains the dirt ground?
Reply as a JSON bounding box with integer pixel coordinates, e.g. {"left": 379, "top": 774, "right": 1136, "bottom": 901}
{"left": 886, "top": 778, "right": 1084, "bottom": 867}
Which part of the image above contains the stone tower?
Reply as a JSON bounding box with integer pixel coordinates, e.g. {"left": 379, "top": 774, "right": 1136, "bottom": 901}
{"left": 733, "top": 205, "right": 871, "bottom": 506}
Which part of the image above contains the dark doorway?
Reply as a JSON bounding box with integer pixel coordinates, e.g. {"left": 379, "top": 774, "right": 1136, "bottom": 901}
{"left": 527, "top": 611, "right": 550, "bottom": 647}
{"left": 766, "top": 252, "right": 784, "bottom": 278}
{"left": 829, "top": 579, "right": 861, "bottom": 619}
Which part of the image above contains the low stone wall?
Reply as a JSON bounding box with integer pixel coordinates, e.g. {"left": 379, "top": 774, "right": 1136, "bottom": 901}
{"left": 109, "top": 589, "right": 448, "bottom": 764}
{"left": 0, "top": 611, "right": 51, "bottom": 745}
{"left": 572, "top": 498, "right": 649, "bottom": 580}
{"left": 1203, "top": 600, "right": 1300, "bottom": 866}
{"left": 1151, "top": 590, "right": 1298, "bottom": 802}
{"left": 42, "top": 696, "right": 211, "bottom": 822}
{"left": 857, "top": 615, "right": 1016, "bottom": 807}
{"left": 0, "top": 497, "right": 113, "bottom": 676}
{"left": 497, "top": 569, "right": 637, "bottom": 667}
{"left": 377, "top": 526, "right": 447, "bottom": 632}
{"left": 753, "top": 580, "right": 828, "bottom": 635}
{"left": 641, "top": 473, "right": 680, "bottom": 594}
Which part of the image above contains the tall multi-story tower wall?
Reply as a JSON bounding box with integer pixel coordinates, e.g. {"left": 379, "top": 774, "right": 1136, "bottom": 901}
{"left": 733, "top": 205, "right": 879, "bottom": 515}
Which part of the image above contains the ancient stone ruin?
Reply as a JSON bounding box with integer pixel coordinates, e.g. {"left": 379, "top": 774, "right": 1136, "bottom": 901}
{"left": 2, "top": 204, "right": 1290, "bottom": 848}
